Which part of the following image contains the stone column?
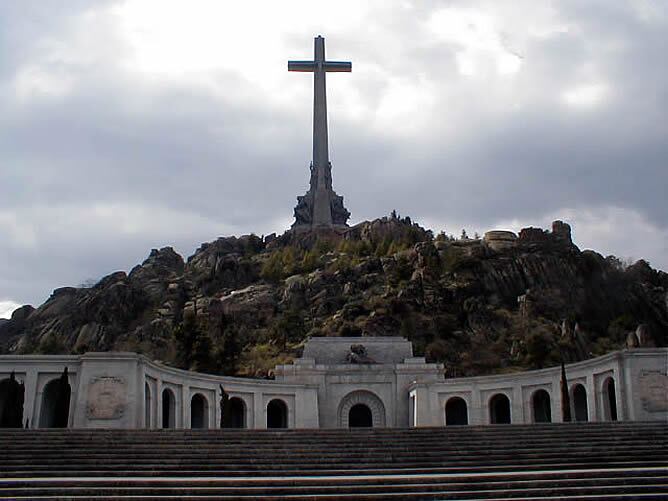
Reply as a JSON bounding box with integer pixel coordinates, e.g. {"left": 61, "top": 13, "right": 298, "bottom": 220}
{"left": 155, "top": 379, "right": 163, "bottom": 428}
{"left": 179, "top": 385, "right": 186, "bottom": 429}
{"left": 470, "top": 385, "right": 482, "bottom": 425}
{"left": 512, "top": 386, "right": 523, "bottom": 424}
{"left": 253, "top": 392, "right": 265, "bottom": 429}
{"left": 23, "top": 369, "right": 38, "bottom": 428}
{"left": 552, "top": 377, "right": 562, "bottom": 422}
{"left": 586, "top": 374, "right": 596, "bottom": 422}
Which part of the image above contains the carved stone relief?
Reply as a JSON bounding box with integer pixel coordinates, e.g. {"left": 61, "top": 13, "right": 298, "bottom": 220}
{"left": 86, "top": 376, "right": 127, "bottom": 420}
{"left": 639, "top": 370, "right": 668, "bottom": 413}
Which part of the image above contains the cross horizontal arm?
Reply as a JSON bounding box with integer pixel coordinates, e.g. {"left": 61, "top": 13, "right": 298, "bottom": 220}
{"left": 323, "top": 61, "right": 352, "bottom": 72}
{"left": 288, "top": 61, "right": 315, "bottom": 72}
{"left": 288, "top": 61, "right": 352, "bottom": 72}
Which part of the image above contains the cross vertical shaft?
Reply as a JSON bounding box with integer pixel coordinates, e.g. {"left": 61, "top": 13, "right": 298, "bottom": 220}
{"left": 313, "top": 36, "right": 329, "bottom": 191}
{"left": 289, "top": 36, "right": 351, "bottom": 229}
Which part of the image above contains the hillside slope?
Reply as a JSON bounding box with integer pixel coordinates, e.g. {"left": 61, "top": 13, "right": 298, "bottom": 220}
{"left": 1, "top": 216, "right": 665, "bottom": 377}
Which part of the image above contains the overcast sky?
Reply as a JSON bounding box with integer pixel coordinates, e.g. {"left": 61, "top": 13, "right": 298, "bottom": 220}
{"left": 1, "top": 0, "right": 667, "bottom": 317}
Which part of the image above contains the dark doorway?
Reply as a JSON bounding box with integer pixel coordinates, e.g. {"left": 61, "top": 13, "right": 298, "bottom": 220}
{"left": 0, "top": 373, "right": 24, "bottom": 428}
{"left": 605, "top": 378, "right": 618, "bottom": 421}
{"left": 572, "top": 384, "right": 588, "bottom": 422}
{"left": 445, "top": 397, "right": 468, "bottom": 426}
{"left": 223, "top": 397, "right": 246, "bottom": 428}
{"left": 532, "top": 390, "right": 552, "bottom": 423}
{"left": 190, "top": 394, "right": 208, "bottom": 429}
{"left": 39, "top": 370, "right": 71, "bottom": 428}
{"left": 267, "top": 399, "right": 288, "bottom": 428}
{"left": 348, "top": 403, "right": 373, "bottom": 427}
{"left": 162, "top": 389, "right": 176, "bottom": 428}
{"left": 489, "top": 393, "right": 511, "bottom": 424}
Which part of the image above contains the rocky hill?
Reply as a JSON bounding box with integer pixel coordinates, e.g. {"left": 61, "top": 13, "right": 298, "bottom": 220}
{"left": 1, "top": 216, "right": 666, "bottom": 377}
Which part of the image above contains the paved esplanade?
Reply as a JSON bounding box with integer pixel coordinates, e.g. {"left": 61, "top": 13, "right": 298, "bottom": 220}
{"left": 289, "top": 36, "right": 351, "bottom": 229}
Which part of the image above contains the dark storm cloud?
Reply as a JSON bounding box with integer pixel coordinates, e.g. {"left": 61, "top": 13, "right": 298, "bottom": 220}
{"left": 0, "top": 1, "right": 667, "bottom": 313}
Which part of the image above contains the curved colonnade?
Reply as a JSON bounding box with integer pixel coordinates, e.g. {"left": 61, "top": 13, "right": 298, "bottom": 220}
{"left": 0, "top": 347, "right": 665, "bottom": 429}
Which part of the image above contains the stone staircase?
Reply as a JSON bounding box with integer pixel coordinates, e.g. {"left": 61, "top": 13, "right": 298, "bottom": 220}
{"left": 0, "top": 422, "right": 666, "bottom": 499}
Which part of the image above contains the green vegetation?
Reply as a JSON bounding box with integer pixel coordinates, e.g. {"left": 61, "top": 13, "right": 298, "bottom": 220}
{"left": 36, "top": 334, "right": 67, "bottom": 355}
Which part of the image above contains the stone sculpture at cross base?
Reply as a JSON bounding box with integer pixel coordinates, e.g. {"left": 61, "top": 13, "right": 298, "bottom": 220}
{"left": 289, "top": 36, "right": 351, "bottom": 231}
{"left": 293, "top": 163, "right": 350, "bottom": 228}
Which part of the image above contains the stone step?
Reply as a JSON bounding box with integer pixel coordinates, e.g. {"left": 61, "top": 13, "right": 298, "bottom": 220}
{"left": 2, "top": 470, "right": 666, "bottom": 489}
{"left": 2, "top": 455, "right": 664, "bottom": 470}
{"left": 0, "top": 423, "right": 663, "bottom": 440}
{"left": 0, "top": 425, "right": 665, "bottom": 441}
{"left": 6, "top": 461, "right": 666, "bottom": 479}
{"left": 3, "top": 468, "right": 665, "bottom": 486}
{"left": 2, "top": 436, "right": 663, "bottom": 450}
{"left": 4, "top": 461, "right": 667, "bottom": 479}
{"left": 3, "top": 431, "right": 662, "bottom": 443}
{"left": 3, "top": 441, "right": 663, "bottom": 457}
{"left": 1, "top": 424, "right": 664, "bottom": 498}
{"left": 3, "top": 482, "right": 667, "bottom": 498}
{"left": 1, "top": 467, "right": 665, "bottom": 486}
{"left": 2, "top": 450, "right": 664, "bottom": 465}
{"left": 5, "top": 490, "right": 666, "bottom": 501}
{"left": 1, "top": 481, "right": 667, "bottom": 499}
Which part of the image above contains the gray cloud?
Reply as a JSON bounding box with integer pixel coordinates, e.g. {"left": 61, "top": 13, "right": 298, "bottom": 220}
{"left": 1, "top": 0, "right": 667, "bottom": 313}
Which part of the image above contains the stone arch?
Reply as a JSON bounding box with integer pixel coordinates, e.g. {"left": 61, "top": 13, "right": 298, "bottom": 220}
{"left": 489, "top": 393, "right": 511, "bottom": 424}
{"left": 603, "top": 377, "right": 618, "bottom": 421}
{"left": 338, "top": 390, "right": 386, "bottom": 428}
{"left": 162, "top": 388, "right": 176, "bottom": 428}
{"left": 571, "top": 384, "right": 588, "bottom": 422}
{"left": 190, "top": 393, "right": 209, "bottom": 429}
{"left": 531, "top": 389, "right": 552, "bottom": 423}
{"left": 445, "top": 396, "right": 468, "bottom": 426}
{"left": 0, "top": 373, "right": 24, "bottom": 428}
{"left": 39, "top": 370, "right": 71, "bottom": 428}
{"left": 223, "top": 397, "right": 246, "bottom": 428}
{"left": 267, "top": 399, "right": 288, "bottom": 429}
{"left": 144, "top": 382, "right": 151, "bottom": 428}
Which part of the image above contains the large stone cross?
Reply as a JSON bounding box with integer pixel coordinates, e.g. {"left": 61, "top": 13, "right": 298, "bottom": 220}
{"left": 289, "top": 36, "right": 351, "bottom": 228}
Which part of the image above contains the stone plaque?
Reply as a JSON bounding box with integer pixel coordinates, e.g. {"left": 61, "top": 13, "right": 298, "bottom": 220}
{"left": 639, "top": 370, "right": 668, "bottom": 413}
{"left": 86, "top": 376, "right": 127, "bottom": 420}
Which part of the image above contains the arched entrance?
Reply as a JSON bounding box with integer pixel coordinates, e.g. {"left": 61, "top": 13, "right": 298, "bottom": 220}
{"left": 338, "top": 390, "right": 386, "bottom": 428}
{"left": 532, "top": 389, "right": 552, "bottom": 423}
{"left": 349, "top": 403, "right": 373, "bottom": 427}
{"left": 489, "top": 393, "right": 511, "bottom": 424}
{"left": 0, "top": 373, "right": 24, "bottom": 428}
{"left": 571, "top": 384, "right": 588, "bottom": 422}
{"left": 445, "top": 397, "right": 468, "bottom": 426}
{"left": 162, "top": 388, "right": 176, "bottom": 428}
{"left": 39, "top": 369, "right": 71, "bottom": 428}
{"left": 144, "top": 383, "right": 151, "bottom": 428}
{"left": 603, "top": 377, "right": 618, "bottom": 421}
{"left": 267, "top": 399, "right": 288, "bottom": 428}
{"left": 190, "top": 393, "right": 208, "bottom": 429}
{"left": 223, "top": 397, "right": 246, "bottom": 428}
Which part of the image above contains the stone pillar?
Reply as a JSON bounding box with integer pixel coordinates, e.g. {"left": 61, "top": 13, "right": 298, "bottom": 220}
{"left": 155, "top": 378, "right": 162, "bottom": 428}
{"left": 512, "top": 386, "right": 523, "bottom": 424}
{"left": 23, "top": 369, "right": 38, "bottom": 428}
{"left": 586, "top": 374, "right": 596, "bottom": 422}
{"left": 253, "top": 392, "right": 265, "bottom": 429}
{"left": 177, "top": 385, "right": 184, "bottom": 429}
{"left": 552, "top": 377, "right": 562, "bottom": 423}
{"left": 614, "top": 366, "right": 625, "bottom": 421}
{"left": 470, "top": 385, "right": 482, "bottom": 425}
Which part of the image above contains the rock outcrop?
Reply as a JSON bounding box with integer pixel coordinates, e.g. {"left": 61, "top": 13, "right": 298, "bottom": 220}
{"left": 1, "top": 218, "right": 666, "bottom": 377}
